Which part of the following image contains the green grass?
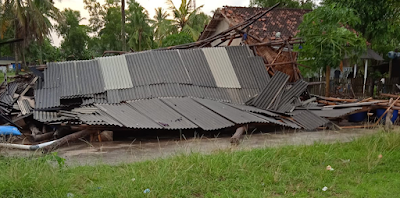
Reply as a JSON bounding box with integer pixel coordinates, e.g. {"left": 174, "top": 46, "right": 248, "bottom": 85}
{"left": 1, "top": 131, "right": 400, "bottom": 197}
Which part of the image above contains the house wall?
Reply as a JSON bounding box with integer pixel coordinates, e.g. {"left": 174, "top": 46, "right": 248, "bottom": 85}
{"left": 210, "top": 19, "right": 242, "bottom": 47}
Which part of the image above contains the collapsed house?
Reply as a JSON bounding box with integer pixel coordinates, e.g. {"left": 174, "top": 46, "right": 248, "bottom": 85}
{"left": 0, "top": 4, "right": 396, "bottom": 150}
{"left": 32, "top": 45, "right": 328, "bottom": 132}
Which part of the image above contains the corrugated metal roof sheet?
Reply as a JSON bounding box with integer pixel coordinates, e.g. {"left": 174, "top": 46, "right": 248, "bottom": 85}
{"left": 35, "top": 87, "right": 60, "bottom": 109}
{"left": 178, "top": 49, "right": 217, "bottom": 87}
{"left": 201, "top": 87, "right": 231, "bottom": 102}
{"left": 202, "top": 48, "right": 241, "bottom": 88}
{"left": 97, "top": 55, "right": 133, "bottom": 90}
{"left": 252, "top": 71, "right": 289, "bottom": 109}
{"left": 82, "top": 93, "right": 108, "bottom": 105}
{"left": 225, "top": 102, "right": 279, "bottom": 117}
{"left": 225, "top": 46, "right": 259, "bottom": 89}
{"left": 119, "top": 86, "right": 151, "bottom": 101}
{"left": 106, "top": 90, "right": 122, "bottom": 104}
{"left": 79, "top": 111, "right": 123, "bottom": 127}
{"left": 292, "top": 110, "right": 329, "bottom": 130}
{"left": 309, "top": 108, "right": 362, "bottom": 118}
{"left": 96, "top": 103, "right": 162, "bottom": 129}
{"left": 59, "top": 61, "right": 79, "bottom": 97}
{"left": 277, "top": 80, "right": 308, "bottom": 110}
{"left": 33, "top": 111, "right": 71, "bottom": 122}
{"left": 17, "top": 99, "right": 32, "bottom": 115}
{"left": 128, "top": 99, "right": 197, "bottom": 129}
{"left": 226, "top": 46, "right": 254, "bottom": 57}
{"left": 151, "top": 50, "right": 191, "bottom": 84}
{"left": 76, "top": 60, "right": 105, "bottom": 95}
{"left": 125, "top": 51, "right": 163, "bottom": 86}
{"left": 248, "top": 57, "right": 270, "bottom": 90}
{"left": 162, "top": 98, "right": 234, "bottom": 130}
{"left": 226, "top": 88, "right": 243, "bottom": 104}
{"left": 149, "top": 83, "right": 184, "bottom": 98}
{"left": 43, "top": 62, "right": 61, "bottom": 88}
{"left": 193, "top": 98, "right": 267, "bottom": 124}
{"left": 280, "top": 118, "right": 301, "bottom": 129}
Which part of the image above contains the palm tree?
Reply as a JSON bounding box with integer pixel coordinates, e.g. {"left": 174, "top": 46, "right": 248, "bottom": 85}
{"left": 183, "top": 11, "right": 210, "bottom": 40}
{"left": 126, "top": 0, "right": 154, "bottom": 51}
{"left": 166, "top": 0, "right": 203, "bottom": 30}
{"left": 152, "top": 7, "right": 177, "bottom": 46}
{"left": 0, "top": 0, "right": 61, "bottom": 72}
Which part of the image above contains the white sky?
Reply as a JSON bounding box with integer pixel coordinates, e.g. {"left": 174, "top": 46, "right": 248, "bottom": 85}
{"left": 51, "top": 0, "right": 250, "bottom": 46}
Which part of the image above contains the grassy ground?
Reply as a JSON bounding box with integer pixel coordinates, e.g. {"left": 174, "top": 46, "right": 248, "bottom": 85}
{"left": 1, "top": 131, "right": 400, "bottom": 197}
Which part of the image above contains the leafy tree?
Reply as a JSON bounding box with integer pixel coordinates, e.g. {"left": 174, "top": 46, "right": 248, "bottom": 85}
{"left": 98, "top": 4, "right": 123, "bottom": 52}
{"left": 0, "top": 0, "right": 61, "bottom": 71}
{"left": 183, "top": 11, "right": 210, "bottom": 40}
{"left": 126, "top": 0, "right": 154, "bottom": 51}
{"left": 83, "top": 0, "right": 104, "bottom": 33}
{"left": 297, "top": 4, "right": 367, "bottom": 96}
{"left": 250, "top": 0, "right": 315, "bottom": 9}
{"left": 56, "top": 9, "right": 91, "bottom": 60}
{"left": 322, "top": 0, "right": 400, "bottom": 53}
{"left": 25, "top": 38, "right": 61, "bottom": 64}
{"left": 162, "top": 32, "right": 194, "bottom": 47}
{"left": 152, "top": 7, "right": 177, "bottom": 46}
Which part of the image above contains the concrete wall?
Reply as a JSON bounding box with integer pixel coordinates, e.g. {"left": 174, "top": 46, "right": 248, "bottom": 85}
{"left": 210, "top": 19, "right": 242, "bottom": 47}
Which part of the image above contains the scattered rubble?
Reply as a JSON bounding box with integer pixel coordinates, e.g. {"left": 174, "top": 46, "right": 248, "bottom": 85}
{"left": 0, "top": 3, "right": 399, "bottom": 151}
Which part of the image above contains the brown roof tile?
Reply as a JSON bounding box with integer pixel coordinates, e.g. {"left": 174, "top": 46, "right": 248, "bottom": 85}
{"left": 199, "top": 6, "right": 311, "bottom": 41}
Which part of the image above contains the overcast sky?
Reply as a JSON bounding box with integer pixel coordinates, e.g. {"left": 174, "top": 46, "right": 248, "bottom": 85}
{"left": 51, "top": 0, "right": 250, "bottom": 46}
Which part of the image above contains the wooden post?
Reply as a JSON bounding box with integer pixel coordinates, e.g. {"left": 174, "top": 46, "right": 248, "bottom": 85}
{"left": 231, "top": 125, "right": 248, "bottom": 145}
{"left": 43, "top": 128, "right": 95, "bottom": 153}
{"left": 29, "top": 124, "right": 41, "bottom": 136}
{"left": 325, "top": 66, "right": 330, "bottom": 97}
{"left": 385, "top": 98, "right": 394, "bottom": 131}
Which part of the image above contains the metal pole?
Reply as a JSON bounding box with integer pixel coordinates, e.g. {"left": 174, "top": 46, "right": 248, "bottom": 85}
{"left": 363, "top": 60, "right": 368, "bottom": 95}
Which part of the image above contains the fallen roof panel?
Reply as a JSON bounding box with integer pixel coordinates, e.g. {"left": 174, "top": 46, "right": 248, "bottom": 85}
{"left": 96, "top": 103, "right": 162, "bottom": 129}
{"left": 97, "top": 55, "right": 133, "bottom": 90}
{"left": 33, "top": 110, "right": 71, "bottom": 122}
{"left": 178, "top": 49, "right": 217, "bottom": 87}
{"left": 252, "top": 71, "right": 289, "bottom": 109}
{"left": 149, "top": 83, "right": 184, "bottom": 98}
{"left": 292, "top": 110, "right": 329, "bottom": 130}
{"left": 59, "top": 61, "right": 79, "bottom": 97}
{"left": 125, "top": 51, "right": 163, "bottom": 86}
{"left": 309, "top": 108, "right": 362, "bottom": 118}
{"left": 162, "top": 97, "right": 235, "bottom": 130}
{"left": 34, "top": 87, "right": 60, "bottom": 109}
{"left": 202, "top": 47, "right": 241, "bottom": 88}
{"left": 225, "top": 46, "right": 259, "bottom": 89}
{"left": 248, "top": 57, "right": 271, "bottom": 90}
{"left": 193, "top": 98, "right": 267, "bottom": 124}
{"left": 151, "top": 50, "right": 191, "bottom": 84}
{"left": 225, "top": 102, "right": 279, "bottom": 117}
{"left": 43, "top": 62, "right": 61, "bottom": 88}
{"left": 76, "top": 60, "right": 105, "bottom": 95}
{"left": 277, "top": 80, "right": 308, "bottom": 111}
{"left": 128, "top": 99, "right": 197, "bottom": 129}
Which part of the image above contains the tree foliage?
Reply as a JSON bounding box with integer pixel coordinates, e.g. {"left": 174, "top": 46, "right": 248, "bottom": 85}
{"left": 250, "top": 0, "right": 315, "bottom": 9}
{"left": 56, "top": 9, "right": 91, "bottom": 60}
{"left": 162, "top": 32, "right": 194, "bottom": 47}
{"left": 126, "top": 0, "right": 154, "bottom": 51}
{"left": 322, "top": 0, "right": 400, "bottom": 52}
{"left": 152, "top": 7, "right": 177, "bottom": 46}
{"left": 167, "top": 0, "right": 209, "bottom": 40}
{"left": 297, "top": 4, "right": 367, "bottom": 73}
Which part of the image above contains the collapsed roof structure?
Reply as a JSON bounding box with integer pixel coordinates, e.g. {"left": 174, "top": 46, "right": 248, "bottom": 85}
{"left": 32, "top": 46, "right": 326, "bottom": 131}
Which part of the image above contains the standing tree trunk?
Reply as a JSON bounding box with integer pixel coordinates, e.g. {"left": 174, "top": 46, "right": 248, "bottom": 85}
{"left": 121, "top": 0, "right": 126, "bottom": 52}
{"left": 325, "top": 66, "right": 330, "bottom": 97}
{"left": 14, "top": 19, "right": 19, "bottom": 75}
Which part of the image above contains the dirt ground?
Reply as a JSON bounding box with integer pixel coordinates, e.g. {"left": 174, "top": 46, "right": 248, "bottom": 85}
{"left": 0, "top": 127, "right": 382, "bottom": 166}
